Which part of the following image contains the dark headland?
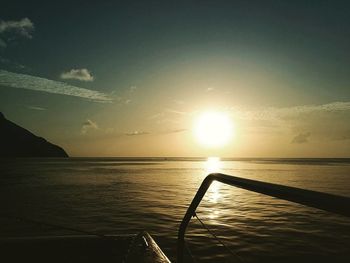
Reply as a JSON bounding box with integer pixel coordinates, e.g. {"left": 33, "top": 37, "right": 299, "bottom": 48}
{"left": 0, "top": 112, "right": 68, "bottom": 157}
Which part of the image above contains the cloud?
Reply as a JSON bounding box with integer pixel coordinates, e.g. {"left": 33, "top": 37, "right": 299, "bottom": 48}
{"left": 0, "top": 18, "right": 34, "bottom": 48}
{"left": 206, "top": 87, "right": 215, "bottom": 92}
{"left": 166, "top": 108, "right": 189, "bottom": 115}
{"left": 81, "top": 119, "right": 98, "bottom": 134}
{"left": 0, "top": 70, "right": 111, "bottom": 102}
{"left": 148, "top": 108, "right": 194, "bottom": 125}
{"left": 125, "top": 129, "right": 186, "bottom": 136}
{"left": 292, "top": 132, "right": 311, "bottom": 144}
{"left": 114, "top": 96, "right": 132, "bottom": 105}
{"left": 281, "top": 102, "right": 350, "bottom": 116}
{"left": 230, "top": 101, "right": 350, "bottom": 121}
{"left": 27, "top": 106, "right": 46, "bottom": 111}
{"left": 0, "top": 18, "right": 34, "bottom": 38}
{"left": 149, "top": 112, "right": 165, "bottom": 120}
{"left": 109, "top": 85, "right": 137, "bottom": 105}
{"left": 228, "top": 101, "right": 350, "bottom": 143}
{"left": 61, "top": 68, "right": 94, "bottom": 82}
{"left": 160, "top": 128, "right": 187, "bottom": 134}
{"left": 125, "top": 131, "right": 149, "bottom": 136}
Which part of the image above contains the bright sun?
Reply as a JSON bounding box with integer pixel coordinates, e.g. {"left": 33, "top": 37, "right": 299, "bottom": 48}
{"left": 194, "top": 111, "right": 234, "bottom": 148}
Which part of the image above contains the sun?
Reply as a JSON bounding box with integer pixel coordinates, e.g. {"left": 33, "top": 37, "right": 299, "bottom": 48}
{"left": 194, "top": 111, "right": 234, "bottom": 148}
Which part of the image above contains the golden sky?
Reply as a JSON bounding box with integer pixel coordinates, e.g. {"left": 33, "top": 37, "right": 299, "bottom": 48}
{"left": 1, "top": 2, "right": 350, "bottom": 157}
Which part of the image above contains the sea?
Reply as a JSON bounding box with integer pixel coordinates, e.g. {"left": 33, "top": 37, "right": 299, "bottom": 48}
{"left": 0, "top": 157, "right": 349, "bottom": 262}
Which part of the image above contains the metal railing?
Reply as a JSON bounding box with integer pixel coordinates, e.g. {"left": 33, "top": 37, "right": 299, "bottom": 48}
{"left": 177, "top": 173, "right": 350, "bottom": 263}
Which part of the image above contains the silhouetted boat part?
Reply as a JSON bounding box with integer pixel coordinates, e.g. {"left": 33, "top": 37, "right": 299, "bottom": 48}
{"left": 0, "top": 232, "right": 170, "bottom": 263}
{"left": 1, "top": 173, "right": 350, "bottom": 263}
{"left": 177, "top": 173, "right": 350, "bottom": 263}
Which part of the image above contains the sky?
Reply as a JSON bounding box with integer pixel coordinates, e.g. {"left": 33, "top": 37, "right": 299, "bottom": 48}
{"left": 0, "top": 0, "right": 350, "bottom": 157}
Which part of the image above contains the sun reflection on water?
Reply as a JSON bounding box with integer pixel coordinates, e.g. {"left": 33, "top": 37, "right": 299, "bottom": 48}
{"left": 208, "top": 181, "right": 221, "bottom": 203}
{"left": 205, "top": 157, "right": 223, "bottom": 206}
{"left": 205, "top": 156, "right": 222, "bottom": 174}
{"left": 208, "top": 209, "right": 220, "bottom": 220}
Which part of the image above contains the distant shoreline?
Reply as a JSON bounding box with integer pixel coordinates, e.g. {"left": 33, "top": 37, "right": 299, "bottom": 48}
{"left": 2, "top": 157, "right": 349, "bottom": 165}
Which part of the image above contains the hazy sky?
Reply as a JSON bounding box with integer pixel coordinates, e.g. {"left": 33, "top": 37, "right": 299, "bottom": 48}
{"left": 1, "top": 1, "right": 350, "bottom": 157}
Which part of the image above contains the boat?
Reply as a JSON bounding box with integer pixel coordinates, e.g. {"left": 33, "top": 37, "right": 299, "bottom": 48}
{"left": 1, "top": 173, "right": 350, "bottom": 262}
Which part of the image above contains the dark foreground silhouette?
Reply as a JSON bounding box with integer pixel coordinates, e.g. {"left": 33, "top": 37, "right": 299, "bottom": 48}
{"left": 0, "top": 112, "right": 68, "bottom": 157}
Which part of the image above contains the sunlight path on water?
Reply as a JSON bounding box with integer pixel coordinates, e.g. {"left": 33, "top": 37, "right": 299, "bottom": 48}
{"left": 0, "top": 158, "right": 350, "bottom": 262}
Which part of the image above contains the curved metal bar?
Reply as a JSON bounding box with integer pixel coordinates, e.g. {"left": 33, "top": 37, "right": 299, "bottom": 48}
{"left": 177, "top": 173, "right": 350, "bottom": 263}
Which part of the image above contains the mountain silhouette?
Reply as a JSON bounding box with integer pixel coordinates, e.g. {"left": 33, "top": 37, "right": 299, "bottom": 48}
{"left": 0, "top": 112, "right": 68, "bottom": 157}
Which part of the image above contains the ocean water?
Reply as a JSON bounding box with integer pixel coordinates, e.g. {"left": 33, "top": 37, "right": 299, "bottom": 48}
{"left": 0, "top": 158, "right": 349, "bottom": 262}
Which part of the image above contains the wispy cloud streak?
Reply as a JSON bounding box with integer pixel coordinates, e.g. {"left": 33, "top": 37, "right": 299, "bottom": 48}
{"left": 27, "top": 106, "right": 46, "bottom": 111}
{"left": 125, "top": 131, "right": 149, "bottom": 136}
{"left": 159, "top": 128, "right": 187, "bottom": 134}
{"left": 0, "top": 70, "right": 111, "bottom": 102}
{"left": 81, "top": 119, "right": 98, "bottom": 134}
{"left": 231, "top": 102, "right": 350, "bottom": 121}
{"left": 166, "top": 108, "right": 190, "bottom": 115}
